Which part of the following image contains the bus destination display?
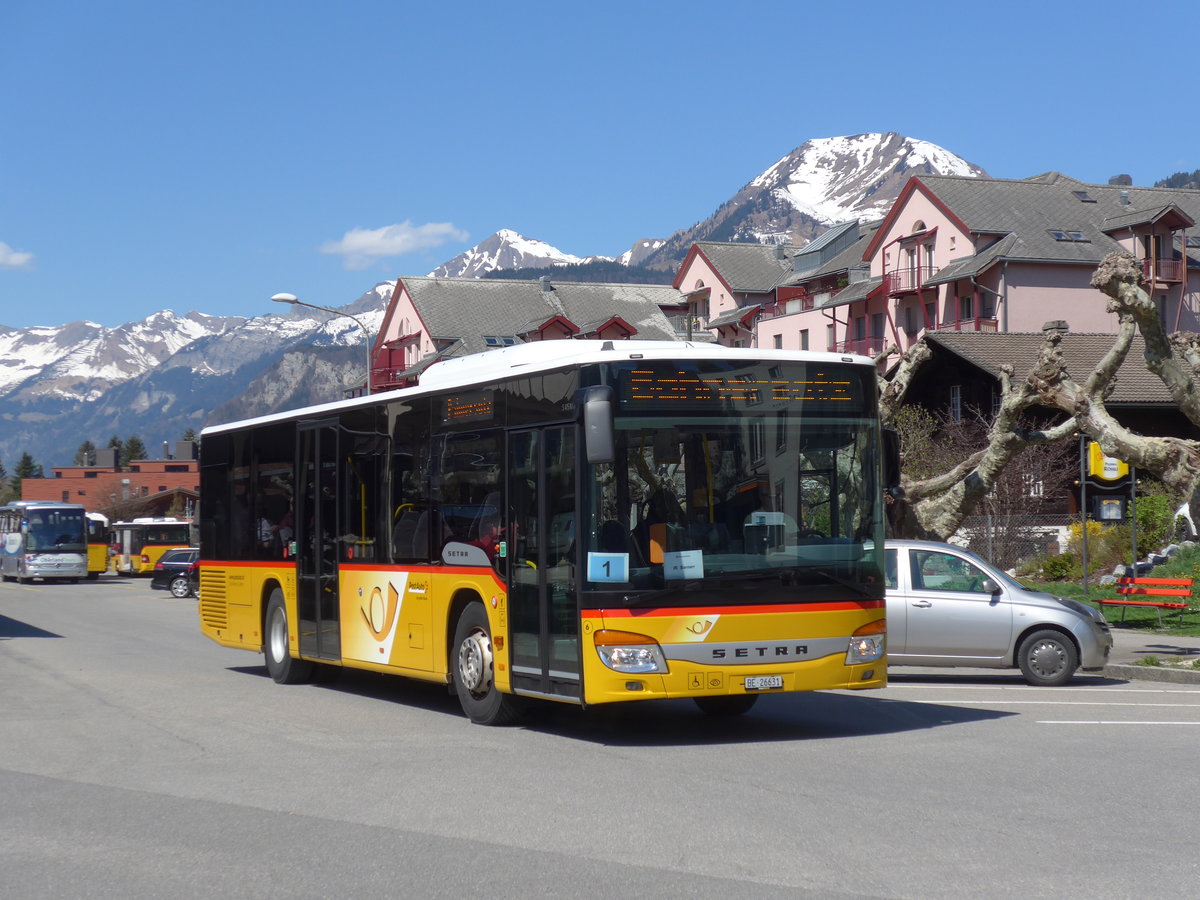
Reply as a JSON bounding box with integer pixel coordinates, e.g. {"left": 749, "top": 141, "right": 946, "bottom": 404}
{"left": 619, "top": 366, "right": 860, "bottom": 407}
{"left": 442, "top": 390, "right": 495, "bottom": 425}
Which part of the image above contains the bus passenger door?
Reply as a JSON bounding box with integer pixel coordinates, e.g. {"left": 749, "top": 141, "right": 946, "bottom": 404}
{"left": 507, "top": 427, "right": 580, "bottom": 701}
{"left": 296, "top": 420, "right": 341, "bottom": 662}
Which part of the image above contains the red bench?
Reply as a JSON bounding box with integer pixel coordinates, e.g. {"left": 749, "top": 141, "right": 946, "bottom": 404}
{"left": 1099, "top": 577, "right": 1193, "bottom": 626}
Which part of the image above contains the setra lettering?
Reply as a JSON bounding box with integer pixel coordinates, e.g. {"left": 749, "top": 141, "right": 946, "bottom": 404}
{"left": 711, "top": 645, "right": 809, "bottom": 660}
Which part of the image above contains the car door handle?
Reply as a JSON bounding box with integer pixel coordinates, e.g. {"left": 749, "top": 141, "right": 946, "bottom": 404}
{"left": 911, "top": 600, "right": 932, "bottom": 608}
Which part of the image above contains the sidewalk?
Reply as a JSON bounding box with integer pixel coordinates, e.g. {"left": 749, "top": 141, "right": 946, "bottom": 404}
{"left": 1103, "top": 628, "right": 1200, "bottom": 684}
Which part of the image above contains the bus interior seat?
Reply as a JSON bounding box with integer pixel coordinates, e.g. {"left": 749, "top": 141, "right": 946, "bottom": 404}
{"left": 392, "top": 509, "right": 421, "bottom": 559}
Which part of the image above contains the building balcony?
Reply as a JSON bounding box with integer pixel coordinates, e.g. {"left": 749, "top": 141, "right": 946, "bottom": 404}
{"left": 1142, "top": 258, "right": 1184, "bottom": 283}
{"left": 835, "top": 337, "right": 889, "bottom": 357}
{"left": 884, "top": 267, "right": 939, "bottom": 295}
{"left": 669, "top": 313, "right": 709, "bottom": 334}
{"left": 931, "top": 317, "right": 999, "bottom": 333}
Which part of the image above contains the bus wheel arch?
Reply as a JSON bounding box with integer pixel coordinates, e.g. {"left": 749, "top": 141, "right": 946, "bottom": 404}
{"left": 263, "top": 583, "right": 314, "bottom": 684}
{"left": 450, "top": 596, "right": 522, "bottom": 725}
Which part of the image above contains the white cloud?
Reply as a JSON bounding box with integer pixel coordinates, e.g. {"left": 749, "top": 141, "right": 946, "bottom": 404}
{"left": 0, "top": 241, "right": 35, "bottom": 270}
{"left": 320, "top": 221, "right": 469, "bottom": 271}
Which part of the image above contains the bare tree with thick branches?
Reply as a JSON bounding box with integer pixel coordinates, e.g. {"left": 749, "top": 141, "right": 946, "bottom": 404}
{"left": 877, "top": 251, "right": 1200, "bottom": 540}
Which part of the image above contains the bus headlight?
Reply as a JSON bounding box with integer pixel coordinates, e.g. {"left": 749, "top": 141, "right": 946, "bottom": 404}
{"left": 594, "top": 630, "right": 668, "bottom": 674}
{"left": 846, "top": 620, "right": 886, "bottom": 665}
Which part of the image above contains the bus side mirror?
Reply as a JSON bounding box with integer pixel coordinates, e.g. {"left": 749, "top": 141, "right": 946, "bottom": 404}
{"left": 882, "top": 428, "right": 901, "bottom": 491}
{"left": 577, "top": 386, "right": 615, "bottom": 464}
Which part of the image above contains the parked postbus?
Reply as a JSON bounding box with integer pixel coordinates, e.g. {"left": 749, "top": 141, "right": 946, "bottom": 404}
{"left": 110, "top": 517, "right": 193, "bottom": 575}
{"left": 0, "top": 500, "right": 89, "bottom": 583}
{"left": 85, "top": 512, "right": 110, "bottom": 579}
{"left": 198, "top": 341, "right": 892, "bottom": 723}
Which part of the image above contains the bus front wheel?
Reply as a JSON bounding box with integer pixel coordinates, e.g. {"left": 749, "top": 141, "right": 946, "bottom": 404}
{"left": 264, "top": 589, "right": 314, "bottom": 684}
{"left": 452, "top": 603, "right": 522, "bottom": 726}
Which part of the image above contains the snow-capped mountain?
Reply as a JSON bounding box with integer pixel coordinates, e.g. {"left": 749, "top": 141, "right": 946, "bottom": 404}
{"left": 633, "top": 132, "right": 986, "bottom": 270}
{"left": 429, "top": 229, "right": 608, "bottom": 278}
{"left": 424, "top": 134, "right": 985, "bottom": 278}
{"left": 750, "top": 133, "right": 983, "bottom": 225}
{"left": 0, "top": 288, "right": 393, "bottom": 468}
{"left": 0, "top": 311, "right": 243, "bottom": 404}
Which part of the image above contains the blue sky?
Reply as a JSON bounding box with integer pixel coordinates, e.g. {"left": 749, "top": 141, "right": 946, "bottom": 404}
{"left": 2, "top": 0, "right": 1195, "bottom": 330}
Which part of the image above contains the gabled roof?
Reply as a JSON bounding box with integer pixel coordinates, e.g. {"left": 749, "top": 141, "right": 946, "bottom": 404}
{"left": 924, "top": 234, "right": 1020, "bottom": 286}
{"left": 396, "top": 277, "right": 682, "bottom": 356}
{"left": 1102, "top": 203, "right": 1196, "bottom": 232}
{"left": 708, "top": 304, "right": 763, "bottom": 328}
{"left": 886, "top": 172, "right": 1200, "bottom": 267}
{"left": 923, "top": 331, "right": 1178, "bottom": 404}
{"left": 782, "top": 222, "right": 879, "bottom": 285}
{"left": 675, "top": 241, "right": 794, "bottom": 293}
{"left": 821, "top": 276, "right": 882, "bottom": 309}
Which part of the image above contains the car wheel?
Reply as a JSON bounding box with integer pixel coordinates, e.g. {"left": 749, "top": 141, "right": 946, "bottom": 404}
{"left": 452, "top": 602, "right": 523, "bottom": 725}
{"left": 1017, "top": 629, "right": 1078, "bottom": 687}
{"left": 263, "top": 588, "right": 314, "bottom": 684}
{"left": 694, "top": 694, "right": 759, "bottom": 716}
{"left": 169, "top": 575, "right": 192, "bottom": 598}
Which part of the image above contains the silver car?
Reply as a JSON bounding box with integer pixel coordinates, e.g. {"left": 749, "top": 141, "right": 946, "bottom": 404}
{"left": 885, "top": 539, "right": 1112, "bottom": 686}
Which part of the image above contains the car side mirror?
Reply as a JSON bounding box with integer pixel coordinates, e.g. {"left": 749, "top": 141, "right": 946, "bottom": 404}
{"left": 981, "top": 578, "right": 1000, "bottom": 594}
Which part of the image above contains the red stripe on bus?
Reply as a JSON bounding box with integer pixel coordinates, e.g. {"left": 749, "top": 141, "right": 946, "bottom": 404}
{"left": 583, "top": 600, "right": 883, "bottom": 617}
{"left": 198, "top": 559, "right": 507, "bottom": 587}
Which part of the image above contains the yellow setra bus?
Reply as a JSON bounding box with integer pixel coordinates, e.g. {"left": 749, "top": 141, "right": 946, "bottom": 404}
{"left": 198, "top": 341, "right": 892, "bottom": 723}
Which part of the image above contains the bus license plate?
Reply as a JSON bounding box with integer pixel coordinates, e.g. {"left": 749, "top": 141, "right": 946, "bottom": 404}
{"left": 744, "top": 675, "right": 783, "bottom": 691}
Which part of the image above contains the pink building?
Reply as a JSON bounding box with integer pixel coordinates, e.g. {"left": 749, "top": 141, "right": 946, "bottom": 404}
{"left": 684, "top": 173, "right": 1200, "bottom": 361}
{"left": 368, "top": 276, "right": 686, "bottom": 391}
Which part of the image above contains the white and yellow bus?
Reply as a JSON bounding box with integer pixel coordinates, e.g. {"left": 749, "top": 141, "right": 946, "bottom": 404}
{"left": 0, "top": 501, "right": 88, "bottom": 583}
{"left": 198, "top": 341, "right": 892, "bottom": 723}
{"left": 110, "top": 517, "right": 192, "bottom": 575}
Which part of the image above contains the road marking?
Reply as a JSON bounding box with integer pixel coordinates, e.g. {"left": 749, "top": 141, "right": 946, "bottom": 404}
{"left": 906, "top": 699, "right": 1200, "bottom": 708}
{"left": 1039, "top": 720, "right": 1200, "bottom": 726}
{"left": 888, "top": 684, "right": 1200, "bottom": 695}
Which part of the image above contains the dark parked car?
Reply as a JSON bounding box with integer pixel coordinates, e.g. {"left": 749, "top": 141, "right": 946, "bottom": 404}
{"left": 149, "top": 547, "right": 199, "bottom": 598}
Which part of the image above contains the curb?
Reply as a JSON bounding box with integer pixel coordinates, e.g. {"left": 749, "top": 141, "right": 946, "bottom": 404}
{"left": 1102, "top": 664, "right": 1200, "bottom": 685}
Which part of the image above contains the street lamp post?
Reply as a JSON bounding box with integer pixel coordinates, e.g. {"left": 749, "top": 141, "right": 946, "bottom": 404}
{"left": 270, "top": 292, "right": 373, "bottom": 395}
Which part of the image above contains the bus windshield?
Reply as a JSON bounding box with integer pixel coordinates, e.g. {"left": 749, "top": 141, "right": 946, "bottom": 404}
{"left": 24, "top": 507, "right": 87, "bottom": 552}
{"left": 581, "top": 359, "right": 882, "bottom": 600}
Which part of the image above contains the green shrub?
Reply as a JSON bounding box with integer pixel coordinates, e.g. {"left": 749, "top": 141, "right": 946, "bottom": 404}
{"left": 1036, "top": 553, "right": 1079, "bottom": 582}
{"left": 1135, "top": 492, "right": 1174, "bottom": 550}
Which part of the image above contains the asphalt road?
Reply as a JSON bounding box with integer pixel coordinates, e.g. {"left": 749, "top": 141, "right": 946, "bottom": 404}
{"left": 2, "top": 577, "right": 1198, "bottom": 899}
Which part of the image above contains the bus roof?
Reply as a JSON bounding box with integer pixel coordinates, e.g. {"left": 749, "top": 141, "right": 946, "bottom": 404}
{"left": 202, "top": 339, "right": 874, "bottom": 437}
{"left": 1, "top": 500, "right": 86, "bottom": 511}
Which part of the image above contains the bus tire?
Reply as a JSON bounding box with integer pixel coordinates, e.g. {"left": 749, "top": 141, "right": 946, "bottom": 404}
{"left": 694, "top": 694, "right": 759, "bottom": 716}
{"left": 264, "top": 588, "right": 314, "bottom": 684}
{"left": 452, "top": 602, "right": 523, "bottom": 726}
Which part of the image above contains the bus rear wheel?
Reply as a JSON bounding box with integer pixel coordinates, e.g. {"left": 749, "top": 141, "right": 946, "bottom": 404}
{"left": 694, "top": 694, "right": 759, "bottom": 716}
{"left": 264, "top": 588, "right": 314, "bottom": 684}
{"left": 453, "top": 602, "right": 522, "bottom": 726}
